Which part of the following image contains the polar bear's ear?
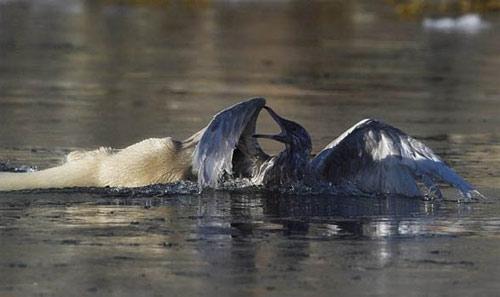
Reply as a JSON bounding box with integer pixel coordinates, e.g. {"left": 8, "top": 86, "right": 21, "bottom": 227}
{"left": 66, "top": 150, "right": 88, "bottom": 163}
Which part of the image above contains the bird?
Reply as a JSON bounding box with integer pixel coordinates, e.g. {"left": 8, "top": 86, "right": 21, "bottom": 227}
{"left": 251, "top": 106, "right": 312, "bottom": 186}
{"left": 195, "top": 99, "right": 482, "bottom": 201}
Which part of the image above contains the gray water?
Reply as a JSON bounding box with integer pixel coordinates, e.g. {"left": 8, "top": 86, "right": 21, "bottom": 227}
{"left": 1, "top": 1, "right": 500, "bottom": 296}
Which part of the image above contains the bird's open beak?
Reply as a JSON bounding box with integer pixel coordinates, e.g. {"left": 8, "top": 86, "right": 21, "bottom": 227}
{"left": 253, "top": 106, "right": 289, "bottom": 143}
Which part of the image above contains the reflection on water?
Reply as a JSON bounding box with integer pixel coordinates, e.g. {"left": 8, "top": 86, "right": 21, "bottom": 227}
{"left": 1, "top": 0, "right": 500, "bottom": 296}
{"left": 2, "top": 191, "right": 500, "bottom": 296}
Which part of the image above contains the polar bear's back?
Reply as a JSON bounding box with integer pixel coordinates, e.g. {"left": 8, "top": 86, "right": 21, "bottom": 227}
{"left": 98, "top": 137, "right": 193, "bottom": 187}
{"left": 0, "top": 137, "right": 194, "bottom": 191}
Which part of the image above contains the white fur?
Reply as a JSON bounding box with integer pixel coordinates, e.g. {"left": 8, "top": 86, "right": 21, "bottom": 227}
{"left": 0, "top": 137, "right": 197, "bottom": 191}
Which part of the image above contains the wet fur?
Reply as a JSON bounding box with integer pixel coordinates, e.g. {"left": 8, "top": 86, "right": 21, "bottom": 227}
{"left": 0, "top": 136, "right": 199, "bottom": 191}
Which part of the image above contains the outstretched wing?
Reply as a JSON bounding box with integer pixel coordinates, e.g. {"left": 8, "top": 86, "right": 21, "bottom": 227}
{"left": 192, "top": 98, "right": 268, "bottom": 189}
{"left": 310, "top": 119, "right": 480, "bottom": 199}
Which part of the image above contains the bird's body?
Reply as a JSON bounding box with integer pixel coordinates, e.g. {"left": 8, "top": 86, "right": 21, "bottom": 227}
{"left": 251, "top": 148, "right": 311, "bottom": 186}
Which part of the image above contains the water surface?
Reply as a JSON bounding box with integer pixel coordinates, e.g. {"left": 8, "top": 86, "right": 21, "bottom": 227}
{"left": 1, "top": 0, "right": 500, "bottom": 296}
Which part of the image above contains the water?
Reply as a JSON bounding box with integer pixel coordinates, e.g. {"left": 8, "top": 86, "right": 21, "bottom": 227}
{"left": 1, "top": 0, "right": 500, "bottom": 296}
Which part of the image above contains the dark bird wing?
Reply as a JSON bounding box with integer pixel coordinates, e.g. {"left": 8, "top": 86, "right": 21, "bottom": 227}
{"left": 310, "top": 119, "right": 481, "bottom": 199}
{"left": 192, "top": 98, "right": 268, "bottom": 189}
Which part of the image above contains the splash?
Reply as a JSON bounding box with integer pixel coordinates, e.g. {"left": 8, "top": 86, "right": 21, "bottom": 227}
{"left": 213, "top": 178, "right": 379, "bottom": 198}
{"left": 0, "top": 163, "right": 37, "bottom": 173}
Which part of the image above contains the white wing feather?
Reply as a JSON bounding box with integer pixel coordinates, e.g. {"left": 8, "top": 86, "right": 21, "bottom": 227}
{"left": 311, "top": 119, "right": 480, "bottom": 199}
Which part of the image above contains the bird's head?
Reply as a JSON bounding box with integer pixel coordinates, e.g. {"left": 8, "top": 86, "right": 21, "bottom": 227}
{"left": 253, "top": 106, "right": 312, "bottom": 154}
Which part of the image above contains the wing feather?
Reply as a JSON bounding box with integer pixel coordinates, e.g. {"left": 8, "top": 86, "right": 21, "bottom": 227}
{"left": 311, "top": 119, "right": 479, "bottom": 199}
{"left": 192, "top": 98, "right": 267, "bottom": 189}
